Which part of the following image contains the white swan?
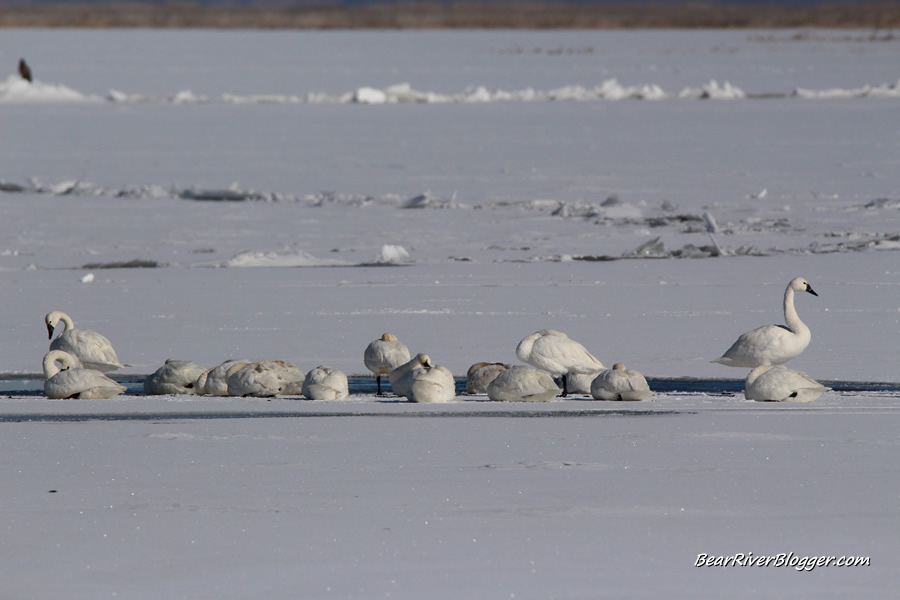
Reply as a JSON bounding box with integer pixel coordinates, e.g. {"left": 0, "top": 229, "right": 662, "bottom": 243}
{"left": 389, "top": 354, "right": 455, "bottom": 402}
{"left": 302, "top": 366, "right": 349, "bottom": 401}
{"left": 364, "top": 333, "right": 411, "bottom": 395}
{"left": 227, "top": 360, "right": 305, "bottom": 397}
{"left": 42, "top": 350, "right": 127, "bottom": 399}
{"left": 143, "top": 359, "right": 207, "bottom": 395}
{"left": 403, "top": 357, "right": 456, "bottom": 404}
{"left": 590, "top": 363, "right": 652, "bottom": 401}
{"left": 744, "top": 365, "right": 829, "bottom": 403}
{"left": 389, "top": 352, "right": 429, "bottom": 398}
{"left": 713, "top": 277, "right": 818, "bottom": 368}
{"left": 465, "top": 362, "right": 510, "bottom": 394}
{"left": 565, "top": 369, "right": 604, "bottom": 396}
{"left": 197, "top": 359, "right": 252, "bottom": 395}
{"left": 515, "top": 329, "right": 604, "bottom": 396}
{"left": 45, "top": 311, "right": 125, "bottom": 372}
{"left": 487, "top": 365, "right": 561, "bottom": 403}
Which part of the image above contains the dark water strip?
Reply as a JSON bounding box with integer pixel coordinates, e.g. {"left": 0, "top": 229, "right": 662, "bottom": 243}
{"left": 3, "top": 376, "right": 899, "bottom": 398}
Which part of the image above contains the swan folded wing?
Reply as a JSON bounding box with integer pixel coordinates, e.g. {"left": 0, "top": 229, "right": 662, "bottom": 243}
{"left": 51, "top": 329, "right": 124, "bottom": 371}
{"left": 45, "top": 368, "right": 126, "bottom": 399}
{"left": 717, "top": 324, "right": 803, "bottom": 367}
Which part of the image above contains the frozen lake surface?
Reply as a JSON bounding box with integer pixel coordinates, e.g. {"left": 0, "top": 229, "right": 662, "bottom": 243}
{"left": 1, "top": 28, "right": 899, "bottom": 598}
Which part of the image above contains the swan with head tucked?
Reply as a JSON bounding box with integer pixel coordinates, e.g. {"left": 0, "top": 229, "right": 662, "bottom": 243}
{"left": 302, "top": 366, "right": 350, "bottom": 400}
{"left": 364, "top": 333, "right": 411, "bottom": 395}
{"left": 389, "top": 354, "right": 455, "bottom": 403}
{"left": 388, "top": 352, "right": 429, "bottom": 398}
{"left": 713, "top": 277, "right": 818, "bottom": 368}
{"left": 487, "top": 366, "right": 561, "bottom": 403}
{"left": 403, "top": 356, "right": 456, "bottom": 403}
{"left": 465, "top": 362, "right": 510, "bottom": 394}
{"left": 744, "top": 364, "right": 829, "bottom": 403}
{"left": 227, "top": 360, "right": 305, "bottom": 397}
{"left": 144, "top": 359, "right": 207, "bottom": 395}
{"left": 197, "top": 359, "right": 252, "bottom": 395}
{"left": 590, "top": 363, "right": 651, "bottom": 401}
{"left": 515, "top": 329, "right": 604, "bottom": 396}
{"left": 45, "top": 311, "right": 124, "bottom": 373}
{"left": 42, "top": 350, "right": 127, "bottom": 399}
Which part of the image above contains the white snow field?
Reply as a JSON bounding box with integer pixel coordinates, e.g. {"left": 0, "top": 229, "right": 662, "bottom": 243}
{"left": 1, "top": 28, "right": 899, "bottom": 598}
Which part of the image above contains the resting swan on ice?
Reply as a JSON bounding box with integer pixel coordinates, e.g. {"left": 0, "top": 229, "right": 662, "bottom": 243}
{"left": 42, "top": 350, "right": 127, "bottom": 399}
{"left": 713, "top": 277, "right": 818, "bottom": 368}
{"left": 465, "top": 362, "right": 510, "bottom": 394}
{"left": 390, "top": 354, "right": 455, "bottom": 403}
{"left": 487, "top": 366, "right": 561, "bottom": 403}
{"left": 515, "top": 329, "right": 604, "bottom": 396}
{"left": 302, "top": 366, "right": 349, "bottom": 400}
{"left": 590, "top": 363, "right": 651, "bottom": 401}
{"left": 45, "top": 311, "right": 125, "bottom": 373}
{"left": 364, "top": 333, "right": 411, "bottom": 395}
{"left": 144, "top": 359, "right": 207, "bottom": 395}
{"left": 744, "top": 365, "right": 829, "bottom": 403}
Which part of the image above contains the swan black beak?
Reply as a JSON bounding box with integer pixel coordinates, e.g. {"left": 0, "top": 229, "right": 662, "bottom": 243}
{"left": 46, "top": 322, "right": 55, "bottom": 339}
{"left": 806, "top": 284, "right": 818, "bottom": 297}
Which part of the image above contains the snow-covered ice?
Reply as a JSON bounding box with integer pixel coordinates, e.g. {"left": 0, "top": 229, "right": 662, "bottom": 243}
{"left": 1, "top": 28, "right": 899, "bottom": 598}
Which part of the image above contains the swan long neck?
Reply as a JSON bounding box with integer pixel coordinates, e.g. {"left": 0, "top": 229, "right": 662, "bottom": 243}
{"left": 59, "top": 313, "right": 74, "bottom": 333}
{"left": 42, "top": 353, "right": 62, "bottom": 379}
{"left": 783, "top": 286, "right": 808, "bottom": 336}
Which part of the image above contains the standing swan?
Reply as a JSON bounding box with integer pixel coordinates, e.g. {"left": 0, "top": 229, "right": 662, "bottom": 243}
{"left": 42, "top": 350, "right": 127, "bottom": 399}
{"left": 364, "top": 333, "right": 411, "bottom": 395}
{"left": 713, "top": 277, "right": 818, "bottom": 368}
{"left": 744, "top": 364, "right": 829, "bottom": 403}
{"left": 45, "top": 311, "right": 125, "bottom": 373}
{"left": 515, "top": 329, "right": 604, "bottom": 396}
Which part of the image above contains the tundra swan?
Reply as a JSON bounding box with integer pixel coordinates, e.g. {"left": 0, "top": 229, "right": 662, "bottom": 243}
{"left": 590, "top": 363, "right": 651, "bottom": 401}
{"left": 744, "top": 365, "right": 829, "bottom": 403}
{"left": 465, "top": 362, "right": 510, "bottom": 394}
{"left": 364, "top": 333, "right": 411, "bottom": 395}
{"left": 389, "top": 354, "right": 455, "bottom": 402}
{"left": 389, "top": 352, "right": 430, "bottom": 398}
{"left": 515, "top": 329, "right": 604, "bottom": 396}
{"left": 42, "top": 350, "right": 127, "bottom": 399}
{"left": 403, "top": 357, "right": 456, "bottom": 403}
{"left": 227, "top": 361, "right": 305, "bottom": 397}
{"left": 713, "top": 277, "right": 818, "bottom": 368}
{"left": 45, "top": 311, "right": 125, "bottom": 372}
{"left": 198, "top": 359, "right": 252, "bottom": 395}
{"left": 143, "top": 359, "right": 207, "bottom": 395}
{"left": 487, "top": 365, "right": 561, "bottom": 403}
{"left": 302, "top": 366, "right": 350, "bottom": 400}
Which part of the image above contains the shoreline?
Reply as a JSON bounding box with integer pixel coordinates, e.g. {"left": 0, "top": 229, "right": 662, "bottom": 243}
{"left": 3, "top": 2, "right": 900, "bottom": 30}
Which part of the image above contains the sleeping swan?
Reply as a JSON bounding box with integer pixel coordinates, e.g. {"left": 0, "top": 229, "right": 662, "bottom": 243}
{"left": 302, "top": 366, "right": 350, "bottom": 400}
{"left": 42, "top": 350, "right": 127, "bottom": 399}
{"left": 515, "top": 329, "right": 604, "bottom": 396}
{"left": 590, "top": 363, "right": 652, "bottom": 401}
{"left": 144, "top": 359, "right": 207, "bottom": 395}
{"left": 45, "top": 311, "right": 125, "bottom": 372}
{"left": 487, "top": 366, "right": 561, "bottom": 403}
{"left": 364, "top": 333, "right": 411, "bottom": 395}
{"left": 744, "top": 364, "right": 829, "bottom": 403}
{"left": 713, "top": 277, "right": 818, "bottom": 368}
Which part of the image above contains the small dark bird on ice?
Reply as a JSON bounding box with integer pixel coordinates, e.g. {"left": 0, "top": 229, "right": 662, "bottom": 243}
{"left": 18, "top": 58, "right": 32, "bottom": 82}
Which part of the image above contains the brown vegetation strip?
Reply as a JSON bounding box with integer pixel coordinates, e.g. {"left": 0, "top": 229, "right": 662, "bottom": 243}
{"left": 2, "top": 2, "right": 900, "bottom": 30}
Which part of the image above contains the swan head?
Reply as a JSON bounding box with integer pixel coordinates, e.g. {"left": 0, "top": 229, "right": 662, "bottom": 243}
{"left": 381, "top": 333, "right": 398, "bottom": 343}
{"left": 612, "top": 363, "right": 626, "bottom": 371}
{"left": 789, "top": 277, "right": 818, "bottom": 297}
{"left": 415, "top": 354, "right": 433, "bottom": 368}
{"left": 45, "top": 312, "right": 61, "bottom": 338}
